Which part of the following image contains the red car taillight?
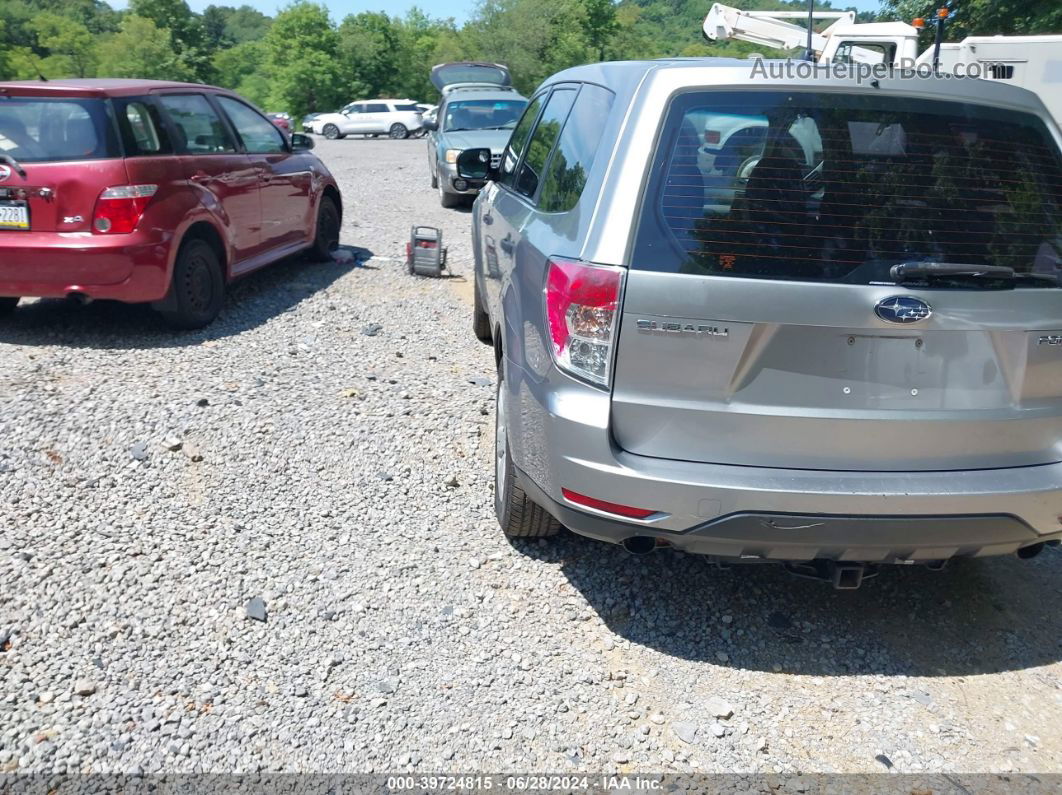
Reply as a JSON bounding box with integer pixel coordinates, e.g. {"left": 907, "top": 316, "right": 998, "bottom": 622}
{"left": 92, "top": 185, "right": 157, "bottom": 234}
{"left": 544, "top": 257, "right": 624, "bottom": 386}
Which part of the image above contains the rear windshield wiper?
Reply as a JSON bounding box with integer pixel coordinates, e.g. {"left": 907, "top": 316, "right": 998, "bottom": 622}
{"left": 0, "top": 152, "right": 27, "bottom": 179}
{"left": 891, "top": 262, "right": 1013, "bottom": 280}
{"left": 890, "top": 261, "right": 1059, "bottom": 287}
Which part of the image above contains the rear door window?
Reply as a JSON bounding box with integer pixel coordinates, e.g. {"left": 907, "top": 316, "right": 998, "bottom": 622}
{"left": 158, "top": 94, "right": 236, "bottom": 154}
{"left": 114, "top": 97, "right": 170, "bottom": 156}
{"left": 365, "top": 103, "right": 389, "bottom": 114}
{"left": 216, "top": 96, "right": 287, "bottom": 154}
{"left": 0, "top": 97, "right": 119, "bottom": 162}
{"left": 538, "top": 84, "right": 615, "bottom": 213}
{"left": 498, "top": 94, "right": 543, "bottom": 188}
{"left": 513, "top": 88, "right": 576, "bottom": 199}
{"left": 632, "top": 91, "right": 1062, "bottom": 285}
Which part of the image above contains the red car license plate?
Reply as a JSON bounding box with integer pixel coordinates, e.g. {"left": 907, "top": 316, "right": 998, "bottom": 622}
{"left": 0, "top": 199, "right": 30, "bottom": 230}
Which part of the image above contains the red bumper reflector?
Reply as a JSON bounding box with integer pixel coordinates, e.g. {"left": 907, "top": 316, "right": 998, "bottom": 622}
{"left": 561, "top": 488, "right": 656, "bottom": 520}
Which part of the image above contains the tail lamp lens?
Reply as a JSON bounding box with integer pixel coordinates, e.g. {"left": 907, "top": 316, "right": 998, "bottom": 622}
{"left": 545, "top": 257, "right": 624, "bottom": 386}
{"left": 561, "top": 488, "right": 656, "bottom": 520}
{"left": 92, "top": 185, "right": 157, "bottom": 234}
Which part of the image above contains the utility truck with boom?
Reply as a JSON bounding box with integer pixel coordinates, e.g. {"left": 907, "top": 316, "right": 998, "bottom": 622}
{"left": 703, "top": 3, "right": 1062, "bottom": 125}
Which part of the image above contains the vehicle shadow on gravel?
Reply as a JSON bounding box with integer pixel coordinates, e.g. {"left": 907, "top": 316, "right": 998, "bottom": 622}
{"left": 0, "top": 246, "right": 371, "bottom": 349}
{"left": 513, "top": 534, "right": 1062, "bottom": 677}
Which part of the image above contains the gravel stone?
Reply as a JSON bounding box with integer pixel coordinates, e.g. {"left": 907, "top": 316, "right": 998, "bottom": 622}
{"left": 2, "top": 139, "right": 1061, "bottom": 777}
{"left": 672, "top": 722, "right": 697, "bottom": 745}
{"left": 245, "top": 597, "right": 267, "bottom": 622}
{"left": 706, "top": 696, "right": 734, "bottom": 719}
{"left": 72, "top": 679, "right": 96, "bottom": 697}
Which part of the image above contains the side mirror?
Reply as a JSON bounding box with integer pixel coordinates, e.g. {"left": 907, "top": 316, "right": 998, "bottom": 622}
{"left": 290, "top": 133, "right": 315, "bottom": 151}
{"left": 457, "top": 147, "right": 494, "bottom": 181}
{"left": 421, "top": 118, "right": 438, "bottom": 132}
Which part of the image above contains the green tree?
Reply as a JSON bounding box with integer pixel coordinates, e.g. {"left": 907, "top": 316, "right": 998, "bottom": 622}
{"left": 128, "top": 0, "right": 212, "bottom": 80}
{"left": 338, "top": 11, "right": 403, "bottom": 97}
{"left": 31, "top": 12, "right": 97, "bottom": 76}
{"left": 879, "top": 0, "right": 1062, "bottom": 38}
{"left": 264, "top": 2, "right": 344, "bottom": 116}
{"left": 0, "top": 19, "right": 12, "bottom": 79}
{"left": 580, "top": 0, "right": 618, "bottom": 60}
{"left": 201, "top": 4, "right": 272, "bottom": 48}
{"left": 96, "top": 14, "right": 197, "bottom": 80}
{"left": 463, "top": 0, "right": 597, "bottom": 94}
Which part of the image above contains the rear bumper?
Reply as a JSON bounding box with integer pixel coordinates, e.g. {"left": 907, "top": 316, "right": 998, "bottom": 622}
{"left": 0, "top": 229, "right": 171, "bottom": 302}
{"left": 507, "top": 359, "right": 1062, "bottom": 562}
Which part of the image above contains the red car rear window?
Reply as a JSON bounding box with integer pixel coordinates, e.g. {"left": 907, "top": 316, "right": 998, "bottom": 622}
{"left": 0, "top": 97, "right": 119, "bottom": 162}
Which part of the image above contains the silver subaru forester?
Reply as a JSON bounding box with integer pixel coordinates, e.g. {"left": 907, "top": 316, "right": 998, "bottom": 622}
{"left": 461, "top": 58, "right": 1062, "bottom": 586}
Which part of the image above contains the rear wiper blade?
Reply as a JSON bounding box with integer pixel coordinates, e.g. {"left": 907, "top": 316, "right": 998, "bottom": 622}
{"left": 891, "top": 261, "right": 1015, "bottom": 281}
{"left": 0, "top": 153, "right": 27, "bottom": 179}
{"left": 890, "top": 261, "right": 1059, "bottom": 288}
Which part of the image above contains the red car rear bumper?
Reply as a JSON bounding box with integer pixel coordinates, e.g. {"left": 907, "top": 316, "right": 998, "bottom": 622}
{"left": 0, "top": 228, "right": 172, "bottom": 302}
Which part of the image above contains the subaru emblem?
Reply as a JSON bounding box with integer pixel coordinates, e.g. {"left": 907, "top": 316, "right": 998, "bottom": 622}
{"left": 0, "top": 165, "right": 11, "bottom": 182}
{"left": 875, "top": 296, "right": 932, "bottom": 324}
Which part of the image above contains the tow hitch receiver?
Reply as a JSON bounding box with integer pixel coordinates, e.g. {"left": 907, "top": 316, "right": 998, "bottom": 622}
{"left": 406, "top": 225, "right": 448, "bottom": 277}
{"left": 783, "top": 560, "right": 879, "bottom": 589}
{"left": 832, "top": 563, "right": 866, "bottom": 590}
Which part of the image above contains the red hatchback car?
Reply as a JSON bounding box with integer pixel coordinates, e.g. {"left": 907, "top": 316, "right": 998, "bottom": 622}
{"left": 0, "top": 79, "right": 342, "bottom": 328}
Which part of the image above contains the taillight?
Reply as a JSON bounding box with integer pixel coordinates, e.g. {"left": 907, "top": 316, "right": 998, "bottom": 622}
{"left": 544, "top": 257, "right": 624, "bottom": 386}
{"left": 562, "top": 488, "right": 657, "bottom": 519}
{"left": 704, "top": 130, "right": 721, "bottom": 145}
{"left": 92, "top": 185, "right": 157, "bottom": 234}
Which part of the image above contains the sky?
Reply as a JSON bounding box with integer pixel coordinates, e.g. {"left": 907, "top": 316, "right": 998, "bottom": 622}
{"left": 109, "top": 0, "right": 886, "bottom": 23}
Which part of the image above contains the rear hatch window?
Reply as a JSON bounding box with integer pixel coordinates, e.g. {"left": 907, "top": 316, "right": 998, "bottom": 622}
{"left": 0, "top": 97, "right": 119, "bottom": 162}
{"left": 632, "top": 91, "right": 1062, "bottom": 286}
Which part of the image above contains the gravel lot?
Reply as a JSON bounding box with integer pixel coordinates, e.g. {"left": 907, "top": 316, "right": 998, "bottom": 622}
{"left": 2, "top": 137, "right": 1062, "bottom": 779}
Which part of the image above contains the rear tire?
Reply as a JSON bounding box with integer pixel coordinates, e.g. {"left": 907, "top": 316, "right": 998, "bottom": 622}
{"left": 323, "top": 124, "right": 343, "bottom": 140}
{"left": 309, "top": 195, "right": 340, "bottom": 261}
{"left": 389, "top": 123, "right": 409, "bottom": 140}
{"left": 158, "top": 238, "right": 225, "bottom": 330}
{"left": 473, "top": 279, "right": 492, "bottom": 344}
{"left": 495, "top": 363, "right": 561, "bottom": 538}
{"left": 0, "top": 297, "right": 18, "bottom": 316}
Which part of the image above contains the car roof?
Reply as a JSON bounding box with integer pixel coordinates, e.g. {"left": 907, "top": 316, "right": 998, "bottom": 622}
{"left": 541, "top": 57, "right": 1054, "bottom": 119}
{"left": 345, "top": 98, "right": 417, "bottom": 104}
{"left": 0, "top": 78, "right": 238, "bottom": 98}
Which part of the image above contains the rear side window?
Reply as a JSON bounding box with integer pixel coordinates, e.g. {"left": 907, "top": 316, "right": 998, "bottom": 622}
{"left": 632, "top": 91, "right": 1062, "bottom": 284}
{"left": 159, "top": 94, "right": 236, "bottom": 154}
{"left": 514, "top": 88, "right": 576, "bottom": 199}
{"left": 0, "top": 97, "right": 118, "bottom": 162}
{"left": 114, "top": 97, "right": 170, "bottom": 156}
{"left": 216, "top": 96, "right": 286, "bottom": 154}
{"left": 498, "top": 94, "right": 543, "bottom": 187}
{"left": 394, "top": 103, "right": 419, "bottom": 112}
{"left": 538, "top": 84, "right": 614, "bottom": 213}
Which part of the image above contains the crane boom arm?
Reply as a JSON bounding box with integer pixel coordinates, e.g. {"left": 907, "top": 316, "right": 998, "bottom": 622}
{"left": 703, "top": 2, "right": 855, "bottom": 54}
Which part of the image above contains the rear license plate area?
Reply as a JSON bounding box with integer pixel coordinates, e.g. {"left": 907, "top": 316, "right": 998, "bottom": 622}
{"left": 0, "top": 199, "right": 30, "bottom": 230}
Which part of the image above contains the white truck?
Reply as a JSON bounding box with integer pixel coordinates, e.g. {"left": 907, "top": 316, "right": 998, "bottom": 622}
{"left": 703, "top": 3, "right": 1062, "bottom": 124}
